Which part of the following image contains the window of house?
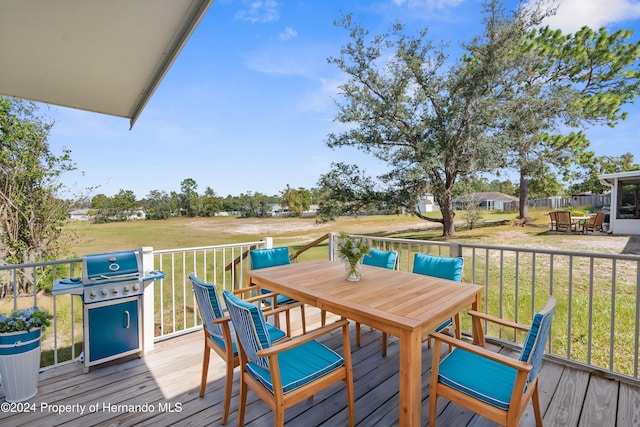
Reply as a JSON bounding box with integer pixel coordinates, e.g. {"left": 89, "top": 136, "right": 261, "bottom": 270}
{"left": 616, "top": 182, "right": 640, "bottom": 219}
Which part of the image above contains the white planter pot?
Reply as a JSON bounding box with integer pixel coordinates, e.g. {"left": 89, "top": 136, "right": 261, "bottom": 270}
{"left": 0, "top": 328, "right": 41, "bottom": 402}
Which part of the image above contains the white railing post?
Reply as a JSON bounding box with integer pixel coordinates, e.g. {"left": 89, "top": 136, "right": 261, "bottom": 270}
{"left": 140, "top": 246, "right": 155, "bottom": 354}
{"left": 329, "top": 232, "right": 337, "bottom": 261}
{"left": 450, "top": 243, "right": 462, "bottom": 258}
{"left": 263, "top": 237, "right": 273, "bottom": 249}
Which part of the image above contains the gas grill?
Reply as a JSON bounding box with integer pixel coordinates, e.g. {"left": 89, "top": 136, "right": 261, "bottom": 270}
{"left": 53, "top": 250, "right": 164, "bottom": 372}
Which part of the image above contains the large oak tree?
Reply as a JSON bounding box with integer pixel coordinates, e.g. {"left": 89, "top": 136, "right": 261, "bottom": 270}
{"left": 326, "top": 2, "right": 545, "bottom": 236}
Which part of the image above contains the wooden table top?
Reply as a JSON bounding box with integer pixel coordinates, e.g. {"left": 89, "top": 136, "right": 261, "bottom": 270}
{"left": 247, "top": 260, "right": 483, "bottom": 336}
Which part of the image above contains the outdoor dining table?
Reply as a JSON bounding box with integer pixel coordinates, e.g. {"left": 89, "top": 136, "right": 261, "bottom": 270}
{"left": 246, "top": 259, "right": 484, "bottom": 426}
{"left": 571, "top": 216, "right": 591, "bottom": 232}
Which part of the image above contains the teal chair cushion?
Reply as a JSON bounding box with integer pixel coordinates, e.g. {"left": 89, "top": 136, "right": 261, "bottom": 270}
{"left": 438, "top": 348, "right": 517, "bottom": 410}
{"left": 434, "top": 318, "right": 453, "bottom": 332}
{"left": 191, "top": 275, "right": 285, "bottom": 356}
{"left": 412, "top": 253, "right": 464, "bottom": 281}
{"left": 250, "top": 247, "right": 291, "bottom": 269}
{"left": 362, "top": 249, "right": 398, "bottom": 269}
{"left": 210, "top": 323, "right": 286, "bottom": 356}
{"left": 519, "top": 298, "right": 555, "bottom": 382}
{"left": 250, "top": 248, "right": 296, "bottom": 304}
{"left": 223, "top": 290, "right": 275, "bottom": 369}
{"left": 438, "top": 297, "right": 556, "bottom": 411}
{"left": 190, "top": 274, "right": 225, "bottom": 342}
{"left": 247, "top": 339, "right": 344, "bottom": 394}
{"left": 269, "top": 293, "right": 296, "bottom": 305}
{"left": 412, "top": 254, "right": 463, "bottom": 334}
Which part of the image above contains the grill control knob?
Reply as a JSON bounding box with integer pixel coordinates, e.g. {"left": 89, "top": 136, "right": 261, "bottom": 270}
{"left": 132, "top": 284, "right": 139, "bottom": 291}
{"left": 89, "top": 291, "right": 96, "bottom": 299}
{"left": 101, "top": 289, "right": 108, "bottom": 296}
{"left": 123, "top": 286, "right": 130, "bottom": 293}
{"left": 112, "top": 288, "right": 118, "bottom": 295}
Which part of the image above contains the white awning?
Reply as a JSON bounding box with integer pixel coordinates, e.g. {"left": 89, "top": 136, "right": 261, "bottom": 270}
{"left": 0, "top": 0, "right": 213, "bottom": 128}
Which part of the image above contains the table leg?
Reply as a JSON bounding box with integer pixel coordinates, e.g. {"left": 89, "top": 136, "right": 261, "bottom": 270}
{"left": 471, "top": 293, "right": 485, "bottom": 347}
{"left": 398, "top": 328, "right": 422, "bottom": 426}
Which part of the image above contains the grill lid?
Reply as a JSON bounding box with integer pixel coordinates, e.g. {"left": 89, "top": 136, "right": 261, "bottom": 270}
{"left": 83, "top": 250, "right": 141, "bottom": 283}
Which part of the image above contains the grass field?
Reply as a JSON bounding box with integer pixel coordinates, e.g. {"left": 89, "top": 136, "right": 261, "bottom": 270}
{"left": 9, "top": 208, "right": 640, "bottom": 371}
{"left": 62, "top": 208, "right": 636, "bottom": 256}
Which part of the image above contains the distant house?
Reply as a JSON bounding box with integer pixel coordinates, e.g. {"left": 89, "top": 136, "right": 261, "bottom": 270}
{"left": 267, "top": 204, "right": 286, "bottom": 217}
{"left": 453, "top": 192, "right": 518, "bottom": 211}
{"left": 67, "top": 208, "right": 91, "bottom": 221}
{"left": 66, "top": 208, "right": 146, "bottom": 221}
{"left": 416, "top": 194, "right": 438, "bottom": 213}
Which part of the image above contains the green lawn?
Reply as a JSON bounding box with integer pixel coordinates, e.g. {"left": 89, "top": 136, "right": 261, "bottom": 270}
{"left": 48, "top": 209, "right": 638, "bottom": 375}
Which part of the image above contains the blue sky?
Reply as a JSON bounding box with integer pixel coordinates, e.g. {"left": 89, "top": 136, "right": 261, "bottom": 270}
{"left": 48, "top": 0, "right": 640, "bottom": 200}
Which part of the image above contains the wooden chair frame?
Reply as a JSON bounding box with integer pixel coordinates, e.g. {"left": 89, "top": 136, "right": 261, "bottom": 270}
{"left": 235, "top": 319, "right": 355, "bottom": 427}
{"left": 548, "top": 211, "right": 557, "bottom": 231}
{"left": 583, "top": 212, "right": 605, "bottom": 233}
{"left": 555, "top": 211, "right": 578, "bottom": 233}
{"left": 429, "top": 306, "right": 552, "bottom": 427}
{"left": 191, "top": 277, "right": 289, "bottom": 424}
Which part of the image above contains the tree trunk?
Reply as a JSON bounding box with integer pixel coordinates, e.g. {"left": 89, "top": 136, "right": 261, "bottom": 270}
{"left": 439, "top": 191, "right": 456, "bottom": 237}
{"left": 442, "top": 212, "right": 456, "bottom": 237}
{"left": 519, "top": 170, "right": 529, "bottom": 218}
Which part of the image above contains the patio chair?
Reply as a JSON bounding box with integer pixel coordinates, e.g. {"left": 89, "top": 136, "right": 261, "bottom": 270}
{"left": 249, "top": 247, "right": 306, "bottom": 336}
{"left": 583, "top": 212, "right": 605, "bottom": 233}
{"left": 189, "top": 274, "right": 287, "bottom": 425}
{"left": 429, "top": 295, "right": 556, "bottom": 427}
{"left": 548, "top": 211, "right": 558, "bottom": 231}
{"left": 222, "top": 290, "right": 355, "bottom": 427}
{"left": 412, "top": 253, "right": 464, "bottom": 347}
{"left": 354, "top": 248, "right": 399, "bottom": 356}
{"left": 555, "top": 211, "right": 578, "bottom": 233}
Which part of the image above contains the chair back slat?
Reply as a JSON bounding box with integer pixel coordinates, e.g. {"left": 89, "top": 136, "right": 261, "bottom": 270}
{"left": 363, "top": 249, "right": 398, "bottom": 270}
{"left": 190, "top": 274, "right": 225, "bottom": 340}
{"left": 556, "top": 211, "right": 572, "bottom": 226}
{"left": 412, "top": 253, "right": 464, "bottom": 281}
{"left": 519, "top": 296, "right": 556, "bottom": 384}
{"left": 223, "top": 290, "right": 272, "bottom": 369}
{"left": 250, "top": 247, "right": 291, "bottom": 269}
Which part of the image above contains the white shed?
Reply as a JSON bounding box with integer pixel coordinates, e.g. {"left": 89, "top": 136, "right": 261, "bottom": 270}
{"left": 599, "top": 171, "right": 640, "bottom": 235}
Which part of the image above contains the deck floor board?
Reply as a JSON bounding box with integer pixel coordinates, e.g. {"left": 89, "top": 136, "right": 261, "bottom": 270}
{"left": 1, "top": 307, "right": 636, "bottom": 426}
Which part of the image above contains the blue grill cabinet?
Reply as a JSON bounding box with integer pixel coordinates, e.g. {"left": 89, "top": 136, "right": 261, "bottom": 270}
{"left": 53, "top": 249, "right": 164, "bottom": 373}
{"left": 85, "top": 296, "right": 141, "bottom": 367}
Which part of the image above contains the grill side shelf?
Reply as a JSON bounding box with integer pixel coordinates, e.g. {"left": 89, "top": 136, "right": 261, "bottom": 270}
{"left": 52, "top": 278, "right": 83, "bottom": 296}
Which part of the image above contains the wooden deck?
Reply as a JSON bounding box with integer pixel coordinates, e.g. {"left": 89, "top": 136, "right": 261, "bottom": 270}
{"left": 2, "top": 307, "right": 640, "bottom": 426}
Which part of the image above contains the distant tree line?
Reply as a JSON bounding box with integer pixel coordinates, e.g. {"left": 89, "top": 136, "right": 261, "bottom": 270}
{"left": 80, "top": 179, "right": 323, "bottom": 223}
{"left": 80, "top": 147, "right": 640, "bottom": 225}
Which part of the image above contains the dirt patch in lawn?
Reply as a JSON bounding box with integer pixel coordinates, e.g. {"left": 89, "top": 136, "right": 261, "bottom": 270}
{"left": 182, "top": 216, "right": 640, "bottom": 255}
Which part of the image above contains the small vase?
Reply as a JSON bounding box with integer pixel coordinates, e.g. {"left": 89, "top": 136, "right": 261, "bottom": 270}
{"left": 344, "top": 259, "right": 362, "bottom": 281}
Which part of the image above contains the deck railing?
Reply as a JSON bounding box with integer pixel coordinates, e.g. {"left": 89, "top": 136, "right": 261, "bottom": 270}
{"left": 2, "top": 234, "right": 640, "bottom": 386}
{"left": 151, "top": 240, "right": 266, "bottom": 339}
{"left": 0, "top": 257, "right": 84, "bottom": 368}
{"left": 348, "top": 234, "right": 640, "bottom": 384}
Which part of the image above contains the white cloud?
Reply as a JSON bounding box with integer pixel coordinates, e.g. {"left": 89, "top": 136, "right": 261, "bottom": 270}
{"left": 280, "top": 27, "right": 297, "bottom": 41}
{"left": 535, "top": 0, "right": 640, "bottom": 33}
{"left": 235, "top": 0, "right": 280, "bottom": 23}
